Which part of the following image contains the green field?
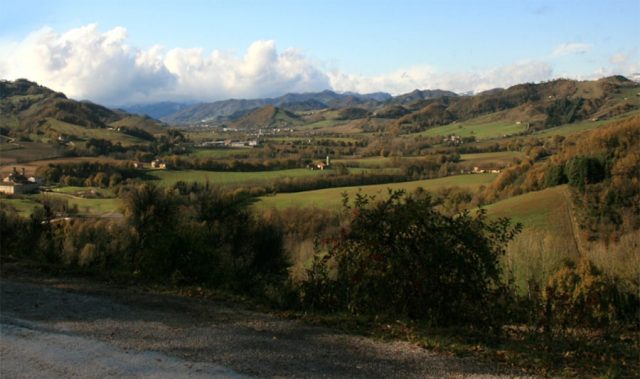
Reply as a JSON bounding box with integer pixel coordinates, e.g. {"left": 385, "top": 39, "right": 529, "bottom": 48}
{"left": 296, "top": 119, "right": 347, "bottom": 130}
{"left": 52, "top": 186, "right": 115, "bottom": 198}
{"left": 189, "top": 148, "right": 251, "bottom": 159}
{"left": 257, "top": 173, "right": 497, "bottom": 210}
{"left": 268, "top": 136, "right": 358, "bottom": 143}
{"left": 0, "top": 142, "right": 62, "bottom": 164}
{"left": 0, "top": 192, "right": 121, "bottom": 217}
{"left": 332, "top": 151, "right": 525, "bottom": 169}
{"left": 44, "top": 192, "right": 122, "bottom": 216}
{"left": 150, "top": 168, "right": 329, "bottom": 187}
{"left": 417, "top": 120, "right": 526, "bottom": 140}
{"left": 0, "top": 197, "right": 41, "bottom": 216}
{"left": 46, "top": 118, "right": 144, "bottom": 146}
{"left": 332, "top": 156, "right": 397, "bottom": 168}
{"left": 484, "top": 185, "right": 571, "bottom": 232}
{"left": 460, "top": 151, "right": 524, "bottom": 166}
{"left": 485, "top": 185, "right": 581, "bottom": 292}
{"left": 533, "top": 110, "right": 640, "bottom": 138}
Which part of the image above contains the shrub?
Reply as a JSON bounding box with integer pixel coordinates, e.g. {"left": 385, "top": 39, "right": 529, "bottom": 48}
{"left": 300, "top": 190, "right": 521, "bottom": 329}
{"left": 542, "top": 259, "right": 637, "bottom": 330}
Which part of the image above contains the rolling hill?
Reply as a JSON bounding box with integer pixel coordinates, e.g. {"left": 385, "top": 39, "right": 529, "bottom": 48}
{"left": 0, "top": 79, "right": 167, "bottom": 145}
{"left": 159, "top": 90, "right": 394, "bottom": 124}
{"left": 230, "top": 105, "right": 302, "bottom": 129}
{"left": 395, "top": 76, "right": 640, "bottom": 133}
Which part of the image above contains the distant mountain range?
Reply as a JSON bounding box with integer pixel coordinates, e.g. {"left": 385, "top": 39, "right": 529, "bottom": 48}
{"left": 3, "top": 76, "right": 637, "bottom": 139}
{"left": 139, "top": 90, "right": 398, "bottom": 124}
{"left": 121, "top": 102, "right": 193, "bottom": 120}
{"left": 122, "top": 89, "right": 457, "bottom": 125}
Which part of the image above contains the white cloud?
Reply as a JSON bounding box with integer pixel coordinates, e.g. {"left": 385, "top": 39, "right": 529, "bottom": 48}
{"left": 0, "top": 25, "right": 330, "bottom": 105}
{"left": 0, "top": 24, "right": 609, "bottom": 105}
{"left": 552, "top": 42, "right": 592, "bottom": 56}
{"left": 329, "top": 61, "right": 554, "bottom": 95}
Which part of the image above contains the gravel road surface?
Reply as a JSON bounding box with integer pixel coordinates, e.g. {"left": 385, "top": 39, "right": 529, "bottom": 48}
{"left": 0, "top": 277, "right": 530, "bottom": 378}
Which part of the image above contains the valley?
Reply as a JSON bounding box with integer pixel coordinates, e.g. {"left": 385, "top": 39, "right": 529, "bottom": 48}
{"left": 1, "top": 76, "right": 639, "bottom": 377}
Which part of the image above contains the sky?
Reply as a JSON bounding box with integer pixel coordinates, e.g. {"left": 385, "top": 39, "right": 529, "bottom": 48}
{"left": 1, "top": 0, "right": 638, "bottom": 106}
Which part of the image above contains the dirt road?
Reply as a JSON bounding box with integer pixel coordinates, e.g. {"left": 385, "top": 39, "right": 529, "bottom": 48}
{"left": 0, "top": 277, "right": 528, "bottom": 378}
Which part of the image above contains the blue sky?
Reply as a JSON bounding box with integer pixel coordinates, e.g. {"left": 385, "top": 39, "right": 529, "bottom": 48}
{"left": 1, "top": 0, "right": 638, "bottom": 104}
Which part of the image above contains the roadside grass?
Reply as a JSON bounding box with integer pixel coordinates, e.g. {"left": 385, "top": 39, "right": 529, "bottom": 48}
{"left": 257, "top": 173, "right": 497, "bottom": 210}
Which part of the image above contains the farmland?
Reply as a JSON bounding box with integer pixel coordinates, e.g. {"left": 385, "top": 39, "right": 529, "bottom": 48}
{"left": 414, "top": 117, "right": 527, "bottom": 140}
{"left": 149, "top": 167, "right": 329, "bottom": 187}
{"left": 485, "top": 185, "right": 572, "bottom": 232}
{"left": 257, "top": 173, "right": 496, "bottom": 210}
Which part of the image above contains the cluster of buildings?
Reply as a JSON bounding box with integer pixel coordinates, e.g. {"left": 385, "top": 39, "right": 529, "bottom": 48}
{"left": 199, "top": 139, "right": 259, "bottom": 148}
{"left": 0, "top": 168, "right": 40, "bottom": 195}
{"left": 460, "top": 166, "right": 501, "bottom": 175}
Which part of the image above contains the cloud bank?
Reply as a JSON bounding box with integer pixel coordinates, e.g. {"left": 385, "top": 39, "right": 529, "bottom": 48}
{"left": 0, "top": 25, "right": 632, "bottom": 106}
{"left": 0, "top": 24, "right": 330, "bottom": 105}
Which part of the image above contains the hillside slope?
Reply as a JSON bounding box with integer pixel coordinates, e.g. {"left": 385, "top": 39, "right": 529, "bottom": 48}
{"left": 230, "top": 105, "right": 302, "bottom": 129}
{"left": 0, "top": 79, "right": 166, "bottom": 144}
{"left": 396, "top": 76, "right": 640, "bottom": 133}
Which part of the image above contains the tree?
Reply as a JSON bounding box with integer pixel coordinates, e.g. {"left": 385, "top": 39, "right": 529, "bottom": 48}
{"left": 123, "top": 183, "right": 178, "bottom": 277}
{"left": 565, "top": 156, "right": 605, "bottom": 191}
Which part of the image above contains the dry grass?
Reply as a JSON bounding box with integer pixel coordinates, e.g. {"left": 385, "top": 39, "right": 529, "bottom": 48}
{"left": 585, "top": 230, "right": 640, "bottom": 288}
{"left": 503, "top": 229, "right": 578, "bottom": 294}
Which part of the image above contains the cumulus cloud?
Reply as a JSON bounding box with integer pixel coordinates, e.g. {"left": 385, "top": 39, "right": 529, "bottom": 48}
{"left": 329, "top": 61, "right": 554, "bottom": 95}
{"left": 552, "top": 42, "right": 592, "bottom": 56}
{"left": 0, "top": 24, "right": 574, "bottom": 104}
{"left": 0, "top": 24, "right": 330, "bottom": 105}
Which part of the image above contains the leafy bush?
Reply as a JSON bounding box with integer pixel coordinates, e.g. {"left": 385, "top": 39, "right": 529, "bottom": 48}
{"left": 300, "top": 190, "right": 521, "bottom": 329}
{"left": 542, "top": 259, "right": 638, "bottom": 330}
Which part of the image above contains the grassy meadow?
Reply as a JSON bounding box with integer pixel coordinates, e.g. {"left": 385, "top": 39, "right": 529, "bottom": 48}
{"left": 149, "top": 167, "right": 328, "bottom": 187}
{"left": 257, "top": 173, "right": 496, "bottom": 210}
{"left": 484, "top": 185, "right": 580, "bottom": 293}
{"left": 46, "top": 118, "right": 144, "bottom": 146}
